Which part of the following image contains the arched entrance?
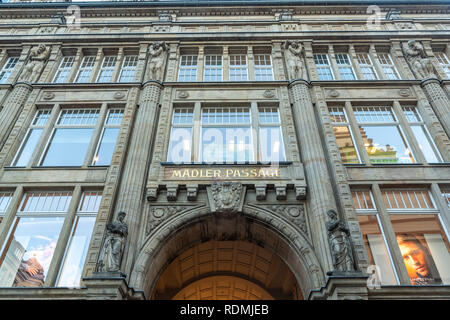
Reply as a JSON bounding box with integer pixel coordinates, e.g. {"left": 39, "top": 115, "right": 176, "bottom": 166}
{"left": 153, "top": 240, "right": 300, "bottom": 300}
{"left": 129, "top": 206, "right": 325, "bottom": 299}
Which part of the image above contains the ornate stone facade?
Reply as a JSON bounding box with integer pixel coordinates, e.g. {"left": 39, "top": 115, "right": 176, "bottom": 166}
{"left": 0, "top": 0, "right": 449, "bottom": 301}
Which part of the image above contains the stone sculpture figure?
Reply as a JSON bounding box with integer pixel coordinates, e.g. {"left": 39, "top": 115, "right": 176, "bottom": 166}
{"left": 283, "top": 40, "right": 304, "bottom": 80}
{"left": 98, "top": 211, "right": 128, "bottom": 274}
{"left": 402, "top": 40, "right": 435, "bottom": 79}
{"left": 18, "top": 44, "right": 50, "bottom": 83}
{"left": 147, "top": 41, "right": 168, "bottom": 81}
{"left": 325, "top": 209, "right": 355, "bottom": 272}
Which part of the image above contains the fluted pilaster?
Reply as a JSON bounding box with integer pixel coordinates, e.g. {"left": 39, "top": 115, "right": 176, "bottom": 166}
{"left": 115, "top": 81, "right": 162, "bottom": 276}
{"left": 421, "top": 78, "right": 450, "bottom": 137}
{"left": 289, "top": 80, "right": 334, "bottom": 273}
{"left": 0, "top": 83, "right": 33, "bottom": 150}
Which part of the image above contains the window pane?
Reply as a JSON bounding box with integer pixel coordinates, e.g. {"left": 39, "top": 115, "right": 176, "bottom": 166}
{"left": 0, "top": 217, "right": 64, "bottom": 287}
{"left": 390, "top": 214, "right": 450, "bottom": 285}
{"left": 382, "top": 189, "right": 434, "bottom": 210}
{"left": 357, "top": 215, "right": 397, "bottom": 285}
{"left": 352, "top": 190, "right": 375, "bottom": 210}
{"left": 259, "top": 127, "right": 285, "bottom": 162}
{"left": 0, "top": 192, "right": 13, "bottom": 214}
{"left": 359, "top": 126, "right": 414, "bottom": 164}
{"left": 57, "top": 216, "right": 96, "bottom": 287}
{"left": 410, "top": 126, "right": 441, "bottom": 163}
{"left": 13, "top": 129, "right": 42, "bottom": 167}
{"left": 201, "top": 127, "right": 253, "bottom": 163}
{"left": 42, "top": 128, "right": 94, "bottom": 166}
{"left": 93, "top": 128, "right": 120, "bottom": 166}
{"left": 332, "top": 126, "right": 359, "bottom": 164}
{"left": 167, "top": 127, "right": 192, "bottom": 163}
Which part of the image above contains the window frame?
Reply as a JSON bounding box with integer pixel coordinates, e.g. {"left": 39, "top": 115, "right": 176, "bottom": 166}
{"left": 203, "top": 55, "right": 223, "bottom": 82}
{"left": 434, "top": 51, "right": 450, "bottom": 78}
{"left": 53, "top": 56, "right": 75, "bottom": 83}
{"left": 377, "top": 53, "right": 400, "bottom": 80}
{"left": 0, "top": 56, "right": 19, "bottom": 84}
{"left": 178, "top": 55, "right": 198, "bottom": 82}
{"left": 335, "top": 53, "right": 357, "bottom": 80}
{"left": 74, "top": 55, "right": 96, "bottom": 83}
{"left": 167, "top": 103, "right": 287, "bottom": 164}
{"left": 118, "top": 55, "right": 138, "bottom": 82}
{"left": 356, "top": 53, "right": 378, "bottom": 80}
{"left": 96, "top": 55, "right": 117, "bottom": 83}
{"left": 314, "top": 53, "right": 335, "bottom": 80}
{"left": 253, "top": 53, "right": 274, "bottom": 81}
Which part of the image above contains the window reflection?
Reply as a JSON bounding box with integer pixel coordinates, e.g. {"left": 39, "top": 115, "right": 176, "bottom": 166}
{"left": 390, "top": 214, "right": 450, "bottom": 285}
{"left": 360, "top": 126, "right": 414, "bottom": 164}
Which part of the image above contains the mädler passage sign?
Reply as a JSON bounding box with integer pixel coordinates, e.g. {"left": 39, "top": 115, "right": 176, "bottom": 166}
{"left": 164, "top": 167, "right": 281, "bottom": 180}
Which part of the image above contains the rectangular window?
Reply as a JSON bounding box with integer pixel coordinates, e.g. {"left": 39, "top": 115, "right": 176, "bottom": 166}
{"left": 353, "top": 190, "right": 397, "bottom": 285}
{"left": 201, "top": 107, "right": 253, "bottom": 162}
{"left": 382, "top": 188, "right": 450, "bottom": 285}
{"left": 75, "top": 56, "right": 96, "bottom": 83}
{"left": 377, "top": 53, "right": 400, "bottom": 80}
{"left": 204, "top": 55, "right": 222, "bottom": 82}
{"left": 92, "top": 109, "right": 124, "bottom": 166}
{"left": 178, "top": 55, "right": 198, "bottom": 82}
{"left": 258, "top": 106, "right": 285, "bottom": 162}
{"left": 403, "top": 106, "right": 442, "bottom": 163}
{"left": 0, "top": 191, "right": 72, "bottom": 287}
{"left": 329, "top": 107, "right": 360, "bottom": 164}
{"left": 314, "top": 54, "right": 334, "bottom": 80}
{"left": 354, "top": 106, "right": 414, "bottom": 164}
{"left": 96, "top": 56, "right": 117, "bottom": 83}
{"left": 167, "top": 108, "right": 194, "bottom": 163}
{"left": 41, "top": 109, "right": 99, "bottom": 166}
{"left": 119, "top": 55, "right": 138, "bottom": 82}
{"left": 229, "top": 55, "right": 248, "bottom": 81}
{"left": 356, "top": 53, "right": 378, "bottom": 80}
{"left": 434, "top": 52, "right": 450, "bottom": 78}
{"left": 57, "top": 191, "right": 101, "bottom": 287}
{"left": 12, "top": 109, "right": 51, "bottom": 167}
{"left": 0, "top": 57, "right": 19, "bottom": 84}
{"left": 53, "top": 56, "right": 75, "bottom": 83}
{"left": 335, "top": 53, "right": 356, "bottom": 80}
{"left": 254, "top": 54, "right": 274, "bottom": 81}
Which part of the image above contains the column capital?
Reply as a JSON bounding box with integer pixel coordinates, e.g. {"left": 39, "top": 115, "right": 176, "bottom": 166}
{"left": 288, "top": 79, "right": 311, "bottom": 88}
{"left": 420, "top": 77, "right": 441, "bottom": 87}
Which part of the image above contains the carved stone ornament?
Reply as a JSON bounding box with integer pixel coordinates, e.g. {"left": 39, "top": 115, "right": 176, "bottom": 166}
{"left": 208, "top": 182, "right": 244, "bottom": 213}
{"left": 328, "top": 89, "right": 340, "bottom": 98}
{"left": 147, "top": 205, "right": 188, "bottom": 234}
{"left": 146, "top": 187, "right": 158, "bottom": 201}
{"left": 276, "top": 186, "right": 287, "bottom": 200}
{"left": 187, "top": 186, "right": 198, "bottom": 201}
{"left": 158, "top": 13, "right": 173, "bottom": 22}
{"left": 178, "top": 90, "right": 189, "bottom": 99}
{"left": 255, "top": 185, "right": 267, "bottom": 200}
{"left": 398, "top": 88, "right": 411, "bottom": 97}
{"left": 146, "top": 41, "right": 168, "bottom": 81}
{"left": 386, "top": 10, "right": 402, "bottom": 20}
{"left": 402, "top": 40, "right": 436, "bottom": 79}
{"left": 395, "top": 22, "right": 414, "bottom": 30}
{"left": 42, "top": 92, "right": 55, "bottom": 100}
{"left": 295, "top": 186, "right": 307, "bottom": 200}
{"left": 278, "top": 11, "right": 293, "bottom": 21}
{"left": 18, "top": 44, "right": 51, "bottom": 83}
{"left": 97, "top": 211, "right": 128, "bottom": 274}
{"left": 283, "top": 40, "right": 304, "bottom": 80}
{"left": 113, "top": 91, "right": 126, "bottom": 100}
{"left": 325, "top": 210, "right": 356, "bottom": 273}
{"left": 263, "top": 204, "right": 308, "bottom": 236}
{"left": 263, "top": 90, "right": 275, "bottom": 98}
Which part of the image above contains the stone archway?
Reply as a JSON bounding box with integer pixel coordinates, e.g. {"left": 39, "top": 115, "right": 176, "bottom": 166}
{"left": 153, "top": 240, "right": 300, "bottom": 300}
{"left": 129, "top": 206, "right": 325, "bottom": 299}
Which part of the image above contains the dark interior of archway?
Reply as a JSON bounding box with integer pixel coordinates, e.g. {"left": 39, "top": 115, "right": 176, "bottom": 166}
{"left": 152, "top": 240, "right": 302, "bottom": 300}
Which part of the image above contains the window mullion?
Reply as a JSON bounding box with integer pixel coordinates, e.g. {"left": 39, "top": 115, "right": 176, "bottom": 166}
{"left": 192, "top": 102, "right": 201, "bottom": 162}
{"left": 31, "top": 105, "right": 61, "bottom": 167}
{"left": 328, "top": 46, "right": 341, "bottom": 81}
{"left": 392, "top": 101, "right": 424, "bottom": 164}
{"left": 250, "top": 102, "right": 259, "bottom": 162}
{"left": 344, "top": 101, "right": 369, "bottom": 165}
{"left": 111, "top": 49, "right": 123, "bottom": 83}
{"left": 83, "top": 104, "right": 108, "bottom": 167}
{"left": 43, "top": 186, "right": 82, "bottom": 287}
{"left": 371, "top": 184, "right": 410, "bottom": 285}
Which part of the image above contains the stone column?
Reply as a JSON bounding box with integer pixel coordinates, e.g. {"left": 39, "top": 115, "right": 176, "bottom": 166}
{"left": 421, "top": 78, "right": 450, "bottom": 137}
{"left": 0, "top": 83, "right": 33, "bottom": 150}
{"left": 289, "top": 79, "right": 334, "bottom": 272}
{"left": 115, "top": 81, "right": 162, "bottom": 276}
